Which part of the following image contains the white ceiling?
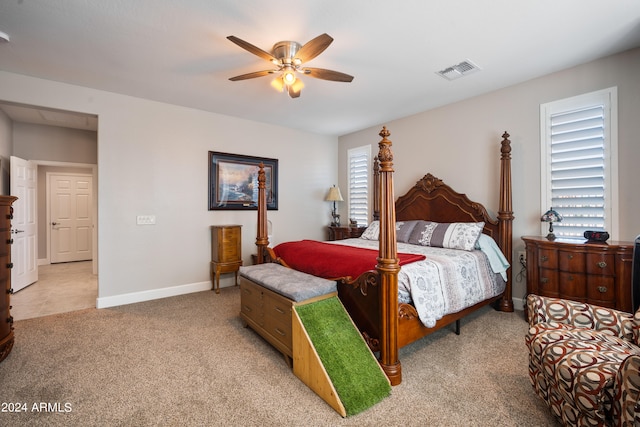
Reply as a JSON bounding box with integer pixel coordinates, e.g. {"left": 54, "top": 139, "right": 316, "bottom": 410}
{"left": 0, "top": 0, "right": 639, "bottom": 136}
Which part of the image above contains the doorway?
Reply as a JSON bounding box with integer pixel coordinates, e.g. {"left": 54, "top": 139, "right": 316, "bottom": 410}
{"left": 1, "top": 101, "right": 99, "bottom": 319}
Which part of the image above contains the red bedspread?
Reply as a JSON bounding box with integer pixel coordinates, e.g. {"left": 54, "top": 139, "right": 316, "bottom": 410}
{"left": 272, "top": 240, "right": 426, "bottom": 279}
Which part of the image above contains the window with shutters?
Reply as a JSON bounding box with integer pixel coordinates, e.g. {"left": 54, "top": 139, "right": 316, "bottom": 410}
{"left": 347, "top": 145, "right": 371, "bottom": 226}
{"left": 540, "top": 87, "right": 618, "bottom": 239}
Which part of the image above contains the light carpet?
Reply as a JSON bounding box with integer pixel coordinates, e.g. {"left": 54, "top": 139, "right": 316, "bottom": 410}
{"left": 0, "top": 287, "right": 559, "bottom": 426}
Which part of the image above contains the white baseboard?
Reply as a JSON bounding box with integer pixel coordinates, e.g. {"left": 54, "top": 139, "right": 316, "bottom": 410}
{"left": 96, "top": 280, "right": 212, "bottom": 309}
{"left": 513, "top": 296, "right": 525, "bottom": 311}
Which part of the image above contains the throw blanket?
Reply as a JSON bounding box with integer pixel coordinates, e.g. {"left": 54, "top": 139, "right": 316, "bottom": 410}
{"left": 273, "top": 240, "right": 426, "bottom": 279}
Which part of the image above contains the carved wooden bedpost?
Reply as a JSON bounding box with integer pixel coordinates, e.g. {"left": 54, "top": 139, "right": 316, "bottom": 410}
{"left": 373, "top": 157, "right": 380, "bottom": 221}
{"left": 255, "top": 163, "right": 269, "bottom": 264}
{"left": 376, "top": 126, "right": 402, "bottom": 385}
{"left": 497, "top": 132, "right": 514, "bottom": 312}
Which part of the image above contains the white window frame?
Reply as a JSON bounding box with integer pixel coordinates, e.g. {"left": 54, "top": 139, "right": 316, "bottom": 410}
{"left": 540, "top": 87, "right": 618, "bottom": 240}
{"left": 347, "top": 145, "right": 371, "bottom": 226}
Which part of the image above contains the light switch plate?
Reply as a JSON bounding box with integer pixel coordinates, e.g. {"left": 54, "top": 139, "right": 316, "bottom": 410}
{"left": 136, "top": 215, "right": 156, "bottom": 225}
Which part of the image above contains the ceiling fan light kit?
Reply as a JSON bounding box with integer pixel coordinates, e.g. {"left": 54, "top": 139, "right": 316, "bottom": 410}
{"left": 227, "top": 33, "right": 353, "bottom": 98}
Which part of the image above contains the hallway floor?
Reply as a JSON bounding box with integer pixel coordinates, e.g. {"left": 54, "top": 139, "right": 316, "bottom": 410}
{"left": 11, "top": 261, "right": 97, "bottom": 321}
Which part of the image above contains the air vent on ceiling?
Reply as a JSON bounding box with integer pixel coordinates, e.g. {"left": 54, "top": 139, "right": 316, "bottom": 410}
{"left": 436, "top": 60, "right": 481, "bottom": 81}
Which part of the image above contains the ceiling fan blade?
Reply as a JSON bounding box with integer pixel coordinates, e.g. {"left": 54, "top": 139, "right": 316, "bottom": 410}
{"left": 227, "top": 36, "right": 277, "bottom": 62}
{"left": 301, "top": 67, "right": 354, "bottom": 82}
{"left": 229, "top": 70, "right": 276, "bottom": 81}
{"left": 295, "top": 33, "right": 333, "bottom": 63}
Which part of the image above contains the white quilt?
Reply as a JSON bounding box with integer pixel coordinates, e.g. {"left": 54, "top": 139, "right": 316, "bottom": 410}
{"left": 328, "top": 238, "right": 506, "bottom": 328}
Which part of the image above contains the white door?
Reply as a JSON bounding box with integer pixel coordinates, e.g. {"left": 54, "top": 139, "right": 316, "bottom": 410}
{"left": 10, "top": 156, "right": 38, "bottom": 292}
{"left": 50, "top": 174, "right": 93, "bottom": 263}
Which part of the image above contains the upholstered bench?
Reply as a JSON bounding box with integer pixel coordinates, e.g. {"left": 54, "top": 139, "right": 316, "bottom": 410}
{"left": 239, "top": 263, "right": 337, "bottom": 367}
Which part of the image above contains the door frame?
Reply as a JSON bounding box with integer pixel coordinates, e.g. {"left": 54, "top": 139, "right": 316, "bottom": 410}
{"left": 37, "top": 160, "right": 98, "bottom": 275}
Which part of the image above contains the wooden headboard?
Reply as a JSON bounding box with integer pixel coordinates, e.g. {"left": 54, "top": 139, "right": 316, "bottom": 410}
{"left": 394, "top": 173, "right": 500, "bottom": 241}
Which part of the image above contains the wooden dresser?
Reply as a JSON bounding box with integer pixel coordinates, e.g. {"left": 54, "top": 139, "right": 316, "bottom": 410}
{"left": 523, "top": 236, "right": 634, "bottom": 312}
{"left": 210, "top": 225, "right": 242, "bottom": 293}
{"left": 0, "top": 196, "right": 17, "bottom": 364}
{"left": 327, "top": 225, "right": 367, "bottom": 241}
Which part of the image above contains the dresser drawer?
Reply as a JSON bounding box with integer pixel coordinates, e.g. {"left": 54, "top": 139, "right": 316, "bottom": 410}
{"left": 537, "top": 248, "right": 557, "bottom": 269}
{"left": 586, "top": 253, "right": 615, "bottom": 276}
{"left": 558, "top": 271, "right": 586, "bottom": 299}
{"left": 537, "top": 268, "right": 559, "bottom": 295}
{"left": 240, "top": 279, "right": 264, "bottom": 326}
{"left": 264, "top": 293, "right": 293, "bottom": 350}
{"left": 558, "top": 250, "right": 585, "bottom": 273}
{"left": 586, "top": 276, "right": 615, "bottom": 303}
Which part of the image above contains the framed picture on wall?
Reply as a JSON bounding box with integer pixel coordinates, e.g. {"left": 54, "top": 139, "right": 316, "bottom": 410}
{"left": 208, "top": 151, "right": 278, "bottom": 210}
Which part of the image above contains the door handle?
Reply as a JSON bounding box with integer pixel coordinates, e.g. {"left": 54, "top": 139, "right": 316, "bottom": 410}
{"left": 51, "top": 222, "right": 58, "bottom": 226}
{"left": 11, "top": 229, "right": 24, "bottom": 234}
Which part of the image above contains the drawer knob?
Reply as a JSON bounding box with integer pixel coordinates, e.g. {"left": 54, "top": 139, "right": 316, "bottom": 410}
{"left": 274, "top": 307, "right": 285, "bottom": 314}
{"left": 540, "top": 277, "right": 549, "bottom": 284}
{"left": 541, "top": 255, "right": 548, "bottom": 262}
{"left": 7, "top": 288, "right": 12, "bottom": 295}
{"left": 568, "top": 254, "right": 574, "bottom": 260}
{"left": 597, "top": 286, "right": 608, "bottom": 293}
{"left": 597, "top": 261, "right": 607, "bottom": 268}
{"left": 6, "top": 316, "right": 13, "bottom": 324}
{"left": 275, "top": 328, "right": 286, "bottom": 337}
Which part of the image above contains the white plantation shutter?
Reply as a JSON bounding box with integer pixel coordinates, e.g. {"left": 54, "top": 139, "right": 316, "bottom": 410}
{"left": 540, "top": 88, "right": 618, "bottom": 239}
{"left": 348, "top": 145, "right": 370, "bottom": 226}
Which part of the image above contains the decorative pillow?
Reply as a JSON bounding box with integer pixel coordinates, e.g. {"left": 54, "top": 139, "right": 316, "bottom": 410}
{"left": 360, "top": 221, "right": 380, "bottom": 240}
{"left": 360, "top": 220, "right": 420, "bottom": 242}
{"left": 396, "top": 220, "right": 421, "bottom": 243}
{"left": 408, "top": 221, "right": 485, "bottom": 251}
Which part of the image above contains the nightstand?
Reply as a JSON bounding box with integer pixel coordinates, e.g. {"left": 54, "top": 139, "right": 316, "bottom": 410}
{"left": 210, "top": 225, "right": 242, "bottom": 293}
{"left": 522, "top": 236, "right": 634, "bottom": 312}
{"left": 327, "top": 225, "right": 367, "bottom": 241}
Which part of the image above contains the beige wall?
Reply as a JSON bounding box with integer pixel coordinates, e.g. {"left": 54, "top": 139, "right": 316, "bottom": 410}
{"left": 13, "top": 122, "right": 97, "bottom": 164}
{"left": 338, "top": 47, "right": 640, "bottom": 305}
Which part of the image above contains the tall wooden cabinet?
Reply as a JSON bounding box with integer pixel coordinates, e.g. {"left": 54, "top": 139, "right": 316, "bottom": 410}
{"left": 523, "top": 236, "right": 634, "bottom": 313}
{"left": 210, "top": 225, "right": 242, "bottom": 294}
{"left": 0, "top": 196, "right": 17, "bottom": 364}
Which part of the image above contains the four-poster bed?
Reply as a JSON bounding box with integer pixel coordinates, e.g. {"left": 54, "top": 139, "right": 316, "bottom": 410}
{"left": 252, "top": 126, "right": 514, "bottom": 385}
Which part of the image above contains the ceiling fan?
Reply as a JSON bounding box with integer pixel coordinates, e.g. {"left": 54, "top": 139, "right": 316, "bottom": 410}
{"left": 227, "top": 33, "right": 354, "bottom": 98}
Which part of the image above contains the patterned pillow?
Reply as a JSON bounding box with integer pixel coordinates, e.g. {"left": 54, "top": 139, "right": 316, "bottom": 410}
{"left": 408, "top": 221, "right": 485, "bottom": 251}
{"left": 360, "top": 221, "right": 380, "bottom": 240}
{"left": 396, "top": 220, "right": 421, "bottom": 242}
{"left": 359, "top": 220, "right": 420, "bottom": 242}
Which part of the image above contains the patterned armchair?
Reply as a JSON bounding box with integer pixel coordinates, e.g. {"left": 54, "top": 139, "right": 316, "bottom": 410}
{"left": 525, "top": 294, "right": 640, "bottom": 426}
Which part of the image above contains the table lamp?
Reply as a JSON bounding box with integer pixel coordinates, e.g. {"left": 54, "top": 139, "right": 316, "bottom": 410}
{"left": 541, "top": 208, "right": 562, "bottom": 240}
{"left": 325, "top": 185, "right": 343, "bottom": 226}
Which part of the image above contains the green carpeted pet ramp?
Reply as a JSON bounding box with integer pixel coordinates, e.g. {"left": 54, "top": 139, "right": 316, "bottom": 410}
{"left": 292, "top": 296, "right": 391, "bottom": 417}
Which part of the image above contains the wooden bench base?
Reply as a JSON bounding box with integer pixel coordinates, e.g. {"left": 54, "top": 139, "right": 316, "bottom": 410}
{"left": 239, "top": 276, "right": 336, "bottom": 367}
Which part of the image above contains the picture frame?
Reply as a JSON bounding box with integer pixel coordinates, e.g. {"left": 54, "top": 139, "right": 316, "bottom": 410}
{"left": 208, "top": 151, "right": 278, "bottom": 210}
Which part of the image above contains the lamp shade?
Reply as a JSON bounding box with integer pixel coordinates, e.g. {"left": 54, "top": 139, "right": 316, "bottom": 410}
{"left": 541, "top": 208, "right": 562, "bottom": 223}
{"left": 325, "top": 186, "right": 344, "bottom": 202}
